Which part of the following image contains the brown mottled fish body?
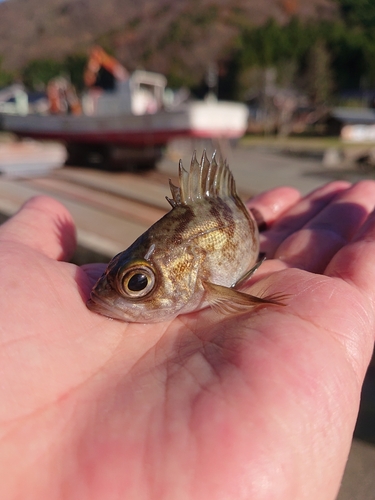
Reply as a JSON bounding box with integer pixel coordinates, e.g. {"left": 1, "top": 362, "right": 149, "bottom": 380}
{"left": 88, "top": 152, "right": 280, "bottom": 322}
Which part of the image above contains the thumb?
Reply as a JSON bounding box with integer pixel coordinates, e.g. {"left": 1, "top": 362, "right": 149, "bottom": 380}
{"left": 0, "top": 196, "right": 76, "bottom": 261}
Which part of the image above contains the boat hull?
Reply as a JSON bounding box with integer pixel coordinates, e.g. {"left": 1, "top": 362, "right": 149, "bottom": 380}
{"left": 0, "top": 101, "right": 248, "bottom": 147}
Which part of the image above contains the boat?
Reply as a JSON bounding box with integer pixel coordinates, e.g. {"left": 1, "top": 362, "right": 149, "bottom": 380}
{"left": 0, "top": 48, "right": 248, "bottom": 169}
{"left": 0, "top": 140, "right": 66, "bottom": 177}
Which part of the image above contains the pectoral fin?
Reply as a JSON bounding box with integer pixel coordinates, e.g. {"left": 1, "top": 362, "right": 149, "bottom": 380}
{"left": 203, "top": 281, "right": 286, "bottom": 316}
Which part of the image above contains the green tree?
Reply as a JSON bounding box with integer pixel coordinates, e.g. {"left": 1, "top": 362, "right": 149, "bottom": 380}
{"left": 22, "top": 59, "right": 64, "bottom": 90}
{"left": 63, "top": 54, "right": 87, "bottom": 91}
{"left": 363, "top": 38, "right": 375, "bottom": 88}
{"left": 0, "top": 56, "right": 14, "bottom": 87}
{"left": 327, "top": 22, "right": 368, "bottom": 89}
{"left": 305, "top": 39, "right": 333, "bottom": 105}
{"left": 338, "top": 0, "right": 375, "bottom": 29}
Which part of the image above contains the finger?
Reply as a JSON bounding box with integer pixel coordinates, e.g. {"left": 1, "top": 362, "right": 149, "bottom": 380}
{"left": 0, "top": 196, "right": 76, "bottom": 261}
{"left": 275, "top": 181, "right": 375, "bottom": 273}
{"left": 261, "top": 181, "right": 352, "bottom": 257}
{"left": 246, "top": 187, "right": 301, "bottom": 231}
{"left": 81, "top": 263, "right": 108, "bottom": 288}
{"left": 326, "top": 206, "right": 375, "bottom": 303}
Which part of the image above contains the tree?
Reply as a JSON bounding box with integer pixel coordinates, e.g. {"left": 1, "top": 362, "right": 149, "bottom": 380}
{"left": 22, "top": 59, "right": 64, "bottom": 90}
{"left": 305, "top": 39, "right": 333, "bottom": 105}
{"left": 0, "top": 56, "right": 14, "bottom": 87}
{"left": 63, "top": 54, "right": 87, "bottom": 91}
{"left": 338, "top": 0, "right": 375, "bottom": 29}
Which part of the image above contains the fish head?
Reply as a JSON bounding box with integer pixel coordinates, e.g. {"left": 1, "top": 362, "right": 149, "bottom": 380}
{"left": 87, "top": 235, "right": 203, "bottom": 322}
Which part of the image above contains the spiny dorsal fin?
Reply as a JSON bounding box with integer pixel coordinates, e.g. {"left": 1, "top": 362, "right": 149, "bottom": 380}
{"left": 168, "top": 151, "right": 239, "bottom": 206}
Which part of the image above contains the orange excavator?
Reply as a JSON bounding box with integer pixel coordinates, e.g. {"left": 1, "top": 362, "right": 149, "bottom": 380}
{"left": 83, "top": 46, "right": 129, "bottom": 89}
{"left": 47, "top": 46, "right": 128, "bottom": 114}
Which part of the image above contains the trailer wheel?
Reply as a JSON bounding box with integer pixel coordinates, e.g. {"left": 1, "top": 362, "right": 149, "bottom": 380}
{"left": 65, "top": 144, "right": 161, "bottom": 171}
{"left": 65, "top": 144, "right": 110, "bottom": 168}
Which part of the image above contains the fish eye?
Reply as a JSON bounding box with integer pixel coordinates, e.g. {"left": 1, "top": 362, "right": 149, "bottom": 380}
{"left": 119, "top": 265, "right": 155, "bottom": 298}
{"left": 128, "top": 273, "right": 148, "bottom": 292}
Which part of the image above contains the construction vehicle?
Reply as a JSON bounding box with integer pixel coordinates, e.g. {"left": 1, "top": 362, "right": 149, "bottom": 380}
{"left": 1, "top": 47, "right": 248, "bottom": 170}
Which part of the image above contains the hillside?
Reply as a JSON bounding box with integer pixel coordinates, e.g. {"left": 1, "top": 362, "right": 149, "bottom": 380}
{"left": 0, "top": 0, "right": 338, "bottom": 78}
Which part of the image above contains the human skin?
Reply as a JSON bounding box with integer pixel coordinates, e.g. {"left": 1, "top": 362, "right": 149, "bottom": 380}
{"left": 0, "top": 181, "right": 374, "bottom": 500}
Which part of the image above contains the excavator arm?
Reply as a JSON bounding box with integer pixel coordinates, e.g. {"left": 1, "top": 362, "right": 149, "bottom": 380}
{"left": 84, "top": 46, "right": 129, "bottom": 88}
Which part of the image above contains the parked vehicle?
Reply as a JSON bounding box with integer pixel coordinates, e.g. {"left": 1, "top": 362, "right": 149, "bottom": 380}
{"left": 0, "top": 47, "right": 248, "bottom": 169}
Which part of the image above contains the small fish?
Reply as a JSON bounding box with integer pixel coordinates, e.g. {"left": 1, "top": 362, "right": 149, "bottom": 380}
{"left": 87, "top": 151, "right": 285, "bottom": 323}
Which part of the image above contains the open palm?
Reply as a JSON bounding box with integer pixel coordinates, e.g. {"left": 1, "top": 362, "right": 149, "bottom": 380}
{"left": 1, "top": 180, "right": 374, "bottom": 500}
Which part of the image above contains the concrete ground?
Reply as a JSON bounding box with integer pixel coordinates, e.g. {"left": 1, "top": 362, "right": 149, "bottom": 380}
{"left": 161, "top": 140, "right": 374, "bottom": 196}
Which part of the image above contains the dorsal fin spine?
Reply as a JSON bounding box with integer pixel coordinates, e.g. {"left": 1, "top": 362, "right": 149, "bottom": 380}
{"left": 174, "top": 150, "right": 238, "bottom": 207}
{"left": 188, "top": 151, "right": 202, "bottom": 201}
{"left": 178, "top": 160, "right": 189, "bottom": 204}
{"left": 168, "top": 179, "right": 181, "bottom": 205}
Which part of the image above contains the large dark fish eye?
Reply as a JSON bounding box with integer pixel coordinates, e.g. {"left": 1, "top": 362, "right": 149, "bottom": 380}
{"left": 119, "top": 265, "right": 155, "bottom": 298}
{"left": 128, "top": 273, "right": 148, "bottom": 291}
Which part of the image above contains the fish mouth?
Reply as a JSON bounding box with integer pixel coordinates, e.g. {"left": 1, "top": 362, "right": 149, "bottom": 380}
{"left": 86, "top": 273, "right": 128, "bottom": 321}
{"left": 87, "top": 293, "right": 127, "bottom": 321}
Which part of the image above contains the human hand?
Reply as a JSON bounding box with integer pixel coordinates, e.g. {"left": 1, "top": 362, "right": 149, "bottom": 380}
{"left": 0, "top": 181, "right": 374, "bottom": 500}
